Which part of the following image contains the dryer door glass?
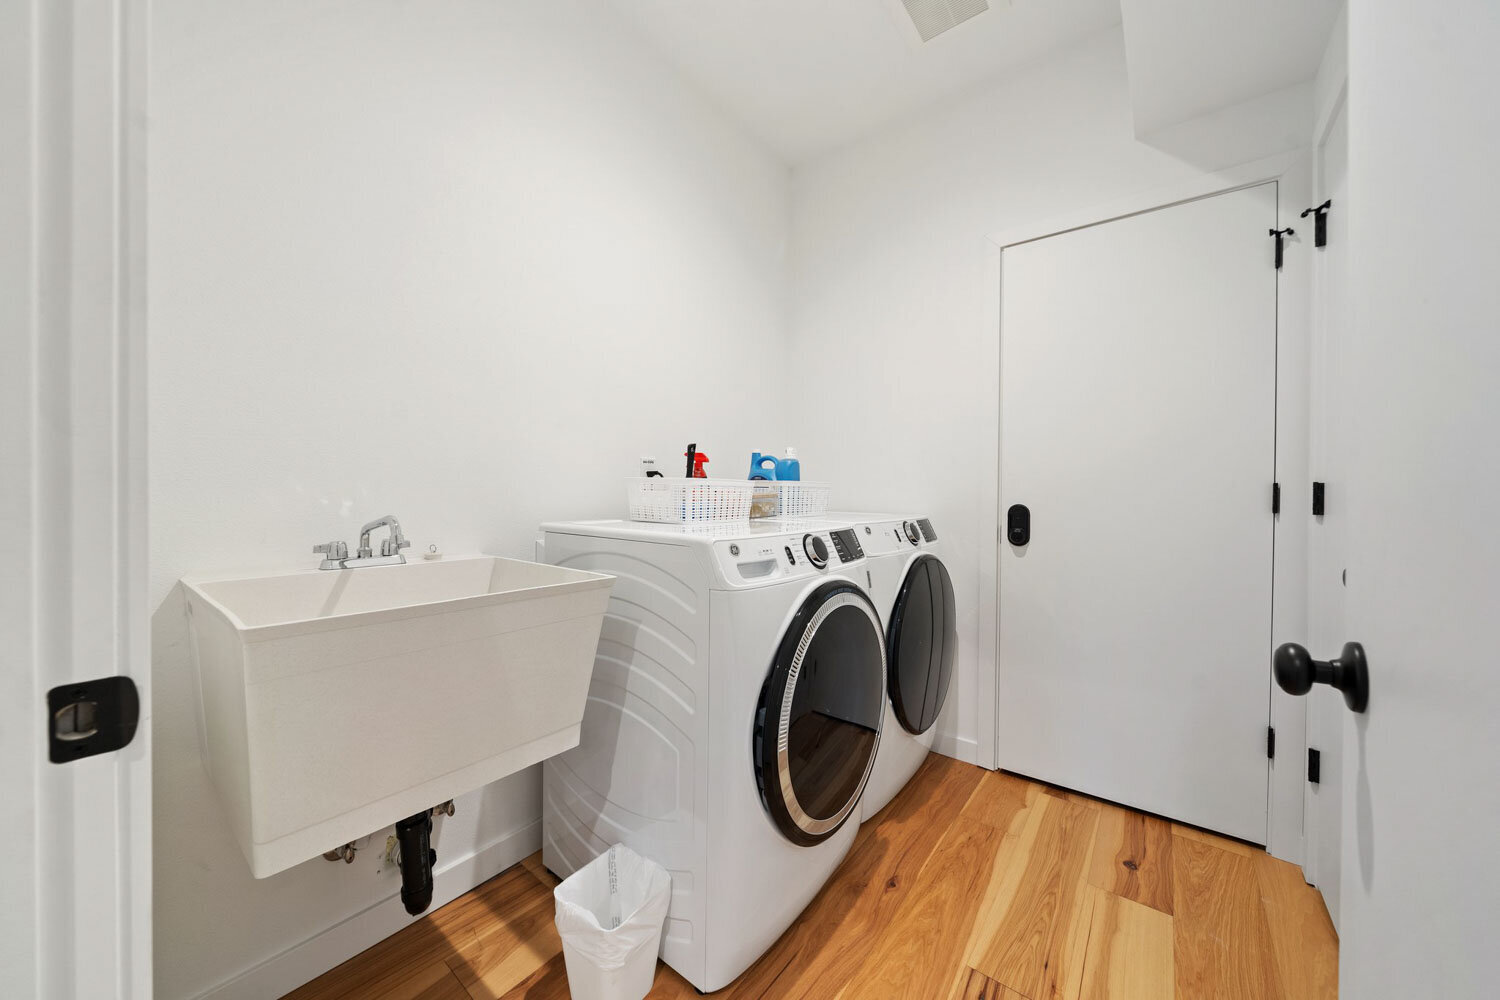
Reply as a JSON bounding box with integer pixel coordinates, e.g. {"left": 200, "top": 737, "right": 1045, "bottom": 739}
{"left": 888, "top": 555, "right": 957, "bottom": 735}
{"left": 755, "top": 581, "right": 885, "bottom": 846}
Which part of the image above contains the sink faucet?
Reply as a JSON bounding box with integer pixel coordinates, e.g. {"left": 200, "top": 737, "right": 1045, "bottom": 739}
{"left": 357, "top": 514, "right": 410, "bottom": 559}
{"left": 312, "top": 514, "right": 410, "bottom": 570}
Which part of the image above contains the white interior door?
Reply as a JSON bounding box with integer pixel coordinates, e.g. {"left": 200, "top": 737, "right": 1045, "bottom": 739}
{"left": 1304, "top": 100, "right": 1350, "bottom": 931}
{"left": 0, "top": 2, "right": 151, "bottom": 996}
{"left": 997, "top": 183, "right": 1278, "bottom": 843}
{"left": 1333, "top": 3, "right": 1500, "bottom": 995}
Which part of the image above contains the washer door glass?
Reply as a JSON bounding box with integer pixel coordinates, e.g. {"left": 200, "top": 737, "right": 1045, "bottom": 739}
{"left": 755, "top": 581, "right": 885, "bottom": 846}
{"left": 888, "top": 554, "right": 957, "bottom": 735}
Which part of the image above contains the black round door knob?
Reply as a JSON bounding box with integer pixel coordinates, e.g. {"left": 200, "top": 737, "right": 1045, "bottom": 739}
{"left": 1274, "top": 641, "right": 1369, "bottom": 713}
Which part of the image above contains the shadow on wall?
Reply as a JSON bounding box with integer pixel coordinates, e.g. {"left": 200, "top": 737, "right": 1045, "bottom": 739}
{"left": 1354, "top": 711, "right": 1374, "bottom": 892}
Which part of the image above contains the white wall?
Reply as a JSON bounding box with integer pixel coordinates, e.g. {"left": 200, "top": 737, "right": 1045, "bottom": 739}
{"left": 788, "top": 27, "right": 1312, "bottom": 776}
{"left": 148, "top": 2, "right": 788, "bottom": 997}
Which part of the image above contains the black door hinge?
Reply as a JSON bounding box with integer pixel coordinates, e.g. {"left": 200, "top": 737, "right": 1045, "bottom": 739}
{"left": 1269, "top": 227, "right": 1295, "bottom": 270}
{"left": 1272, "top": 482, "right": 1281, "bottom": 514}
{"left": 1307, "top": 747, "right": 1322, "bottom": 784}
{"left": 1312, "top": 481, "right": 1326, "bottom": 516}
{"left": 1267, "top": 725, "right": 1276, "bottom": 760}
{"left": 47, "top": 676, "right": 140, "bottom": 763}
{"left": 1301, "top": 200, "right": 1331, "bottom": 248}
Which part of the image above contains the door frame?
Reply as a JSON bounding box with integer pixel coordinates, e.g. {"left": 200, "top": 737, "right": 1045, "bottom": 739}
{"left": 1302, "top": 72, "right": 1350, "bottom": 914}
{"left": 0, "top": 0, "right": 152, "bottom": 994}
{"left": 975, "top": 150, "right": 1314, "bottom": 865}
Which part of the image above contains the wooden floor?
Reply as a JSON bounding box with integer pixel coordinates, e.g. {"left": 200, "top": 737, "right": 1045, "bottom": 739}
{"left": 286, "top": 756, "right": 1337, "bottom": 1000}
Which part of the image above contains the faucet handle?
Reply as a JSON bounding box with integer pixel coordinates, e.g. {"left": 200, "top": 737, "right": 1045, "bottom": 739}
{"left": 313, "top": 541, "right": 349, "bottom": 566}
{"left": 380, "top": 536, "right": 411, "bottom": 558}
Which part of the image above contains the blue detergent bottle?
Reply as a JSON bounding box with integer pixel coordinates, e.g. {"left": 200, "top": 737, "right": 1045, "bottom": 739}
{"left": 777, "top": 447, "right": 800, "bottom": 481}
{"left": 748, "top": 452, "right": 780, "bottom": 480}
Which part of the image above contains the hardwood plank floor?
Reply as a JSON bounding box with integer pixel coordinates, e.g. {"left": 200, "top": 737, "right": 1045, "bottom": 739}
{"left": 836, "top": 784, "right": 1012, "bottom": 999}
{"left": 965, "top": 796, "right": 1099, "bottom": 1000}
{"left": 1253, "top": 851, "right": 1339, "bottom": 1000}
{"left": 1088, "top": 804, "right": 1174, "bottom": 915}
{"left": 953, "top": 967, "right": 1025, "bottom": 1000}
{"left": 1171, "top": 836, "right": 1285, "bottom": 1000}
{"left": 1077, "top": 888, "right": 1173, "bottom": 1000}
{"left": 287, "top": 756, "right": 1336, "bottom": 1000}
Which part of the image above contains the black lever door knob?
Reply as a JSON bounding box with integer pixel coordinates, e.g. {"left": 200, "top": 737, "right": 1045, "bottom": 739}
{"left": 1274, "top": 641, "right": 1369, "bottom": 713}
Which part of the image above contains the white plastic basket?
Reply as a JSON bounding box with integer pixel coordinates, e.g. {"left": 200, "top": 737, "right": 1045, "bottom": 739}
{"left": 627, "top": 477, "right": 754, "bottom": 524}
{"left": 748, "top": 481, "right": 832, "bottom": 519}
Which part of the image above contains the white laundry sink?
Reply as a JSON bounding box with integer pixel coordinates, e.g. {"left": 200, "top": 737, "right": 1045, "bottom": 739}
{"left": 182, "top": 556, "right": 613, "bottom": 877}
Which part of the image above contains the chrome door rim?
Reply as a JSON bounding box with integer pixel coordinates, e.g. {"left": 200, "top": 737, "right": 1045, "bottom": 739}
{"left": 774, "top": 590, "right": 886, "bottom": 838}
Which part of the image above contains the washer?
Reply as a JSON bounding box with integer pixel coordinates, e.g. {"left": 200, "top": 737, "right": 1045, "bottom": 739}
{"left": 817, "top": 512, "right": 956, "bottom": 820}
{"left": 536, "top": 518, "right": 885, "bottom": 992}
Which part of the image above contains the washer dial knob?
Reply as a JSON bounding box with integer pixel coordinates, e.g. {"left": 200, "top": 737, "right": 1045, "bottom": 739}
{"left": 903, "top": 521, "right": 921, "bottom": 545}
{"left": 803, "top": 533, "right": 829, "bottom": 569}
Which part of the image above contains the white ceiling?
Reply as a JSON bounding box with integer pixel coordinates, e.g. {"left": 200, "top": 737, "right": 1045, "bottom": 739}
{"left": 601, "top": 0, "right": 1124, "bottom": 164}
{"left": 1121, "top": 0, "right": 1343, "bottom": 135}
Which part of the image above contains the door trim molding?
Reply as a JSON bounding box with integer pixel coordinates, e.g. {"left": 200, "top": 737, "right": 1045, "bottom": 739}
{"left": 0, "top": 1, "right": 152, "bottom": 993}
{"left": 976, "top": 149, "right": 1313, "bottom": 865}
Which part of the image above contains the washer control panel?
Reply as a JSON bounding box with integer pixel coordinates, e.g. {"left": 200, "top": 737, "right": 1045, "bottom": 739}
{"left": 713, "top": 529, "right": 861, "bottom": 586}
{"left": 830, "top": 528, "right": 864, "bottom": 562}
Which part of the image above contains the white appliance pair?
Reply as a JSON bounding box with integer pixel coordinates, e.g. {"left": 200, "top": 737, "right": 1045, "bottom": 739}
{"left": 536, "top": 512, "right": 953, "bottom": 992}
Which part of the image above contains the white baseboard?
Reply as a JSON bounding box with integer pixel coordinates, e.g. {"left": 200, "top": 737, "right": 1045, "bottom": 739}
{"left": 931, "top": 731, "right": 980, "bottom": 766}
{"left": 194, "top": 819, "right": 542, "bottom": 1000}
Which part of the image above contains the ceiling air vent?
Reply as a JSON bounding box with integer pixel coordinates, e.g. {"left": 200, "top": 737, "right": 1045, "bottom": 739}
{"left": 900, "top": 0, "right": 990, "bottom": 42}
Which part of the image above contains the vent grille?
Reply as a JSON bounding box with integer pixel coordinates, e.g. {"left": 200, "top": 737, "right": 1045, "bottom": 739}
{"left": 900, "top": 0, "right": 990, "bottom": 42}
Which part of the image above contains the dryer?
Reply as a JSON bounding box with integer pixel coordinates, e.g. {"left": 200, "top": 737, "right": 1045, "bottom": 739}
{"left": 821, "top": 513, "right": 956, "bottom": 820}
{"left": 536, "top": 518, "right": 885, "bottom": 992}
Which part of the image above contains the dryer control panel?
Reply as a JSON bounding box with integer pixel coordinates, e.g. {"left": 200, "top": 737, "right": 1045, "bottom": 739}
{"left": 849, "top": 517, "right": 937, "bottom": 556}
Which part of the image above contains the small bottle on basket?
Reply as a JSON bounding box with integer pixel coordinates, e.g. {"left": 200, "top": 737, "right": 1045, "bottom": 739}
{"left": 684, "top": 450, "right": 710, "bottom": 478}
{"left": 777, "top": 447, "right": 800, "bottom": 482}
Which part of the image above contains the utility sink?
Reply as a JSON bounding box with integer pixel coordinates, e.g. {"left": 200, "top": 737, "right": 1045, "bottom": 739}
{"left": 183, "top": 556, "right": 613, "bottom": 878}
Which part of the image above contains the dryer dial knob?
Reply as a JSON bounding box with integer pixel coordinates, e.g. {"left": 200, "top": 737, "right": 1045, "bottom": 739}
{"left": 903, "top": 521, "right": 921, "bottom": 545}
{"left": 803, "top": 534, "right": 829, "bottom": 569}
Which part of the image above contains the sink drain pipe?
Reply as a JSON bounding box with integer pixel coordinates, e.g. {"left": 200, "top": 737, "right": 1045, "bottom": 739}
{"left": 395, "top": 811, "right": 436, "bottom": 915}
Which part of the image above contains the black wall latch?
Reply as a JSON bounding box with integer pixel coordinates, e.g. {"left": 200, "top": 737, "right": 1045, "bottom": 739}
{"left": 1312, "top": 481, "right": 1326, "bottom": 516}
{"left": 1266, "top": 725, "right": 1276, "bottom": 760}
{"left": 1006, "top": 504, "right": 1030, "bottom": 546}
{"left": 47, "top": 676, "right": 140, "bottom": 763}
{"left": 1269, "top": 227, "right": 1295, "bottom": 270}
{"left": 1307, "top": 747, "right": 1322, "bottom": 784}
{"left": 1272, "top": 482, "right": 1281, "bottom": 514}
{"left": 1301, "top": 200, "right": 1331, "bottom": 248}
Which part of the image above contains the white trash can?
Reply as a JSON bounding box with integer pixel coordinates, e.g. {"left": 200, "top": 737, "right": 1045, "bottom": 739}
{"left": 553, "top": 844, "right": 671, "bottom": 1000}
